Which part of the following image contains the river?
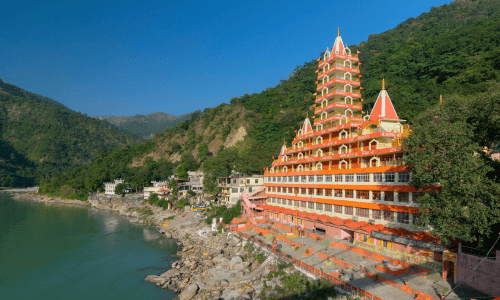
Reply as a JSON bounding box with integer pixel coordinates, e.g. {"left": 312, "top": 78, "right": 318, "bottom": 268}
{"left": 0, "top": 194, "right": 179, "bottom": 299}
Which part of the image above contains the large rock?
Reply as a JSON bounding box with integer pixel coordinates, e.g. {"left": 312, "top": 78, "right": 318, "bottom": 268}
{"left": 144, "top": 275, "right": 164, "bottom": 284}
{"left": 178, "top": 283, "right": 198, "bottom": 300}
{"left": 160, "top": 269, "right": 180, "bottom": 279}
{"left": 214, "top": 279, "right": 230, "bottom": 287}
{"left": 221, "top": 289, "right": 240, "bottom": 300}
{"left": 230, "top": 256, "right": 243, "bottom": 268}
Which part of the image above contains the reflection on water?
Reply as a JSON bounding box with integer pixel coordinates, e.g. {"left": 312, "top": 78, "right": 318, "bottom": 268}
{"left": 103, "top": 215, "right": 120, "bottom": 233}
{"left": 143, "top": 228, "right": 160, "bottom": 241}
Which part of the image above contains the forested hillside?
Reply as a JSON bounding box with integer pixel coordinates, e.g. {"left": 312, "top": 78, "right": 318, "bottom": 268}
{"left": 40, "top": 0, "right": 500, "bottom": 199}
{"left": 0, "top": 80, "right": 141, "bottom": 187}
{"left": 353, "top": 0, "right": 500, "bottom": 121}
{"left": 92, "top": 112, "right": 193, "bottom": 139}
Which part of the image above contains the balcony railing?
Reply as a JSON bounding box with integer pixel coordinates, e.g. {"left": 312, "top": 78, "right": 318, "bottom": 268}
{"left": 266, "top": 159, "right": 404, "bottom": 174}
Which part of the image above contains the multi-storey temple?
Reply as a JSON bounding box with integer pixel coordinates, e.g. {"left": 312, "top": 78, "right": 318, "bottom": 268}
{"left": 240, "top": 30, "right": 459, "bottom": 278}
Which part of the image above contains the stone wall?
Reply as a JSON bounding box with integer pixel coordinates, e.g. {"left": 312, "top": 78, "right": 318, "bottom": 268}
{"left": 88, "top": 194, "right": 143, "bottom": 210}
{"left": 456, "top": 249, "right": 500, "bottom": 296}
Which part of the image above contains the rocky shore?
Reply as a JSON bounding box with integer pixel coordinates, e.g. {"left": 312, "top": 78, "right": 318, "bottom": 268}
{"left": 10, "top": 193, "right": 350, "bottom": 300}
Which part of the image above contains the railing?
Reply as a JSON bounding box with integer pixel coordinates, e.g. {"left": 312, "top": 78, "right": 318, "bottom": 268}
{"left": 265, "top": 159, "right": 404, "bottom": 174}
{"left": 318, "top": 53, "right": 359, "bottom": 67}
{"left": 315, "top": 101, "right": 362, "bottom": 112}
{"left": 223, "top": 225, "right": 382, "bottom": 300}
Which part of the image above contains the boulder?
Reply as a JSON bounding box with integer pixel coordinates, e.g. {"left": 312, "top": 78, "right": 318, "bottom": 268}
{"left": 214, "top": 279, "right": 230, "bottom": 287}
{"left": 160, "top": 269, "right": 180, "bottom": 279}
{"left": 221, "top": 289, "right": 240, "bottom": 300}
{"left": 144, "top": 275, "right": 164, "bottom": 284}
{"left": 178, "top": 283, "right": 198, "bottom": 300}
{"left": 230, "top": 256, "right": 243, "bottom": 267}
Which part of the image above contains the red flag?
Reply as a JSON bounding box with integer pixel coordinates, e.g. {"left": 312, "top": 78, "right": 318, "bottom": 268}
{"left": 360, "top": 87, "right": 364, "bottom": 90}
{"left": 317, "top": 58, "right": 320, "bottom": 61}
{"left": 312, "top": 116, "right": 315, "bottom": 118}
{"left": 361, "top": 99, "right": 365, "bottom": 102}
{"left": 315, "top": 81, "right": 318, "bottom": 84}
{"left": 315, "top": 69, "right": 318, "bottom": 73}
{"left": 313, "top": 92, "right": 317, "bottom": 95}
{"left": 359, "top": 75, "right": 363, "bottom": 78}
{"left": 357, "top": 50, "right": 361, "bottom": 54}
{"left": 362, "top": 111, "right": 365, "bottom": 113}
{"left": 294, "top": 130, "right": 297, "bottom": 132}
{"left": 359, "top": 62, "right": 362, "bottom": 65}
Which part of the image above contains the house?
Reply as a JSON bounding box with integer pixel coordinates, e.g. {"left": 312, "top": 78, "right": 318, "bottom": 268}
{"left": 217, "top": 174, "right": 264, "bottom": 207}
{"left": 103, "top": 178, "right": 128, "bottom": 195}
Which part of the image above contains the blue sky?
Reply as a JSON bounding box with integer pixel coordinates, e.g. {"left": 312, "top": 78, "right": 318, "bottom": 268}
{"left": 0, "top": 0, "right": 453, "bottom": 117}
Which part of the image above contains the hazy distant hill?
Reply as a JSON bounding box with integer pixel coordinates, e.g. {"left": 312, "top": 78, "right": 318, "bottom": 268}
{"left": 92, "top": 112, "right": 192, "bottom": 139}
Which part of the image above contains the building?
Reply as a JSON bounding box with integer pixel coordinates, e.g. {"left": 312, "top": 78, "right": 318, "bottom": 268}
{"left": 241, "top": 30, "right": 457, "bottom": 278}
{"left": 104, "top": 178, "right": 127, "bottom": 195}
{"left": 144, "top": 181, "right": 170, "bottom": 199}
{"left": 187, "top": 171, "right": 204, "bottom": 192}
{"left": 218, "top": 175, "right": 264, "bottom": 206}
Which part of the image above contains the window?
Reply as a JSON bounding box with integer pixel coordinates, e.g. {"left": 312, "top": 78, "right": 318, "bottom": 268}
{"left": 345, "top": 190, "right": 353, "bottom": 198}
{"left": 345, "top": 206, "right": 353, "bottom": 215}
{"left": 372, "top": 191, "right": 381, "bottom": 200}
{"left": 272, "top": 198, "right": 276, "bottom": 203}
{"left": 335, "top": 174, "right": 343, "bottom": 182}
{"left": 307, "top": 188, "right": 313, "bottom": 195}
{"left": 399, "top": 172, "right": 410, "bottom": 183}
{"left": 249, "top": 187, "right": 253, "bottom": 193}
{"left": 385, "top": 172, "right": 395, "bottom": 183}
{"left": 247, "top": 179, "right": 250, "bottom": 184}
{"left": 277, "top": 187, "right": 281, "bottom": 193}
{"left": 267, "top": 187, "right": 271, "bottom": 192}
{"left": 240, "top": 188, "right": 244, "bottom": 192}
{"left": 356, "top": 190, "right": 369, "bottom": 199}
{"left": 325, "top": 204, "right": 332, "bottom": 212}
{"left": 308, "top": 202, "right": 314, "bottom": 209}
{"left": 383, "top": 240, "right": 388, "bottom": 247}
{"left": 272, "top": 177, "right": 276, "bottom": 182}
{"left": 398, "top": 192, "right": 409, "bottom": 202}
{"left": 288, "top": 187, "right": 293, "bottom": 193}
{"left": 383, "top": 211, "right": 394, "bottom": 222}
{"left": 232, "top": 188, "right": 238, "bottom": 193}
{"left": 301, "top": 176, "right": 307, "bottom": 182}
{"left": 233, "top": 179, "right": 237, "bottom": 184}
{"left": 255, "top": 179, "right": 259, "bottom": 184}
{"left": 345, "top": 174, "right": 354, "bottom": 182}
{"left": 397, "top": 212, "right": 410, "bottom": 224}
{"left": 277, "top": 177, "right": 281, "bottom": 182}
{"left": 267, "top": 198, "right": 271, "bottom": 203}
{"left": 316, "top": 175, "right": 323, "bottom": 182}
{"left": 282, "top": 176, "right": 286, "bottom": 183}
{"left": 356, "top": 208, "right": 369, "bottom": 218}
{"left": 294, "top": 188, "right": 299, "bottom": 195}
{"left": 384, "top": 191, "right": 394, "bottom": 201}
{"left": 272, "top": 187, "right": 276, "bottom": 192}
{"left": 356, "top": 173, "right": 369, "bottom": 182}
{"left": 413, "top": 213, "right": 422, "bottom": 226}
{"left": 325, "top": 189, "right": 332, "bottom": 196}
{"left": 294, "top": 176, "right": 299, "bottom": 182}
{"left": 413, "top": 193, "right": 419, "bottom": 203}
{"left": 316, "top": 203, "right": 323, "bottom": 210}
{"left": 301, "top": 188, "right": 306, "bottom": 195}
{"left": 334, "top": 205, "right": 343, "bottom": 213}
{"left": 316, "top": 188, "right": 323, "bottom": 196}
{"left": 372, "top": 210, "right": 381, "bottom": 219}
{"left": 301, "top": 201, "right": 306, "bottom": 208}
{"left": 373, "top": 173, "right": 383, "bottom": 183}
{"left": 276, "top": 198, "right": 281, "bottom": 204}
{"left": 288, "top": 199, "right": 293, "bottom": 206}
{"left": 325, "top": 175, "right": 332, "bottom": 182}
{"left": 288, "top": 176, "right": 293, "bottom": 182}
{"left": 334, "top": 189, "right": 343, "bottom": 197}
{"left": 308, "top": 175, "right": 315, "bottom": 182}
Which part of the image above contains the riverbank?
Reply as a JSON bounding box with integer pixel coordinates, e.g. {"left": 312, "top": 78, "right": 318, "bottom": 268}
{"left": 11, "top": 193, "right": 350, "bottom": 300}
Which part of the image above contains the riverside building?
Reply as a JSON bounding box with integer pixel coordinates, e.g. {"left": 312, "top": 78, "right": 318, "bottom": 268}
{"left": 241, "top": 30, "right": 458, "bottom": 278}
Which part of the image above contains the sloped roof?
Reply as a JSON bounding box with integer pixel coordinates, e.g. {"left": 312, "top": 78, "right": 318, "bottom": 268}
{"left": 369, "top": 82, "right": 399, "bottom": 121}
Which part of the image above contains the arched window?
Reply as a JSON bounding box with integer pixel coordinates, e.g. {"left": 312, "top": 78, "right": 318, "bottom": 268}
{"left": 370, "top": 157, "right": 380, "bottom": 167}
{"left": 344, "top": 84, "right": 353, "bottom": 93}
{"left": 322, "top": 75, "right": 329, "bottom": 85}
{"left": 344, "top": 60, "right": 352, "bottom": 68}
{"left": 283, "top": 166, "right": 288, "bottom": 172}
{"left": 316, "top": 124, "right": 323, "bottom": 131}
{"left": 339, "top": 130, "right": 348, "bottom": 140}
{"left": 321, "top": 99, "right": 328, "bottom": 108}
{"left": 345, "top": 47, "right": 351, "bottom": 56}
{"left": 345, "top": 109, "right": 354, "bottom": 117}
{"left": 316, "top": 149, "right": 323, "bottom": 157}
{"left": 344, "top": 96, "right": 353, "bottom": 105}
{"left": 369, "top": 139, "right": 379, "bottom": 150}
{"left": 298, "top": 152, "right": 304, "bottom": 159}
{"left": 321, "top": 87, "right": 329, "bottom": 96}
{"left": 344, "top": 72, "right": 352, "bottom": 81}
{"left": 339, "top": 160, "right": 348, "bottom": 169}
{"left": 298, "top": 129, "right": 303, "bottom": 136}
{"left": 297, "top": 141, "right": 304, "bottom": 148}
{"left": 339, "top": 115, "right": 348, "bottom": 125}
{"left": 316, "top": 136, "right": 323, "bottom": 144}
{"left": 339, "top": 144, "right": 348, "bottom": 154}
{"left": 363, "top": 115, "right": 370, "bottom": 121}
{"left": 297, "top": 164, "right": 304, "bottom": 172}
{"left": 316, "top": 163, "right": 323, "bottom": 170}
{"left": 321, "top": 111, "right": 328, "bottom": 120}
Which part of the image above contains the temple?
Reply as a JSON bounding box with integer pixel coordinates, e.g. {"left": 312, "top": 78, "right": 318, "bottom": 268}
{"left": 238, "top": 30, "right": 459, "bottom": 278}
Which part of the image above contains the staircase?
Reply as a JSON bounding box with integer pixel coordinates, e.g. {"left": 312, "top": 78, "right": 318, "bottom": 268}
{"left": 241, "top": 187, "right": 267, "bottom": 224}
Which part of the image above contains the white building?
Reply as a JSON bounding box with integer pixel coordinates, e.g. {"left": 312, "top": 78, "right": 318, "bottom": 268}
{"left": 217, "top": 174, "right": 264, "bottom": 207}
{"left": 104, "top": 178, "right": 126, "bottom": 195}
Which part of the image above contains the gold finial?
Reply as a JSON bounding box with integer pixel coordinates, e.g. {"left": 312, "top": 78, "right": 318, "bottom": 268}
{"left": 338, "top": 27, "right": 340, "bottom": 37}
{"left": 439, "top": 94, "right": 443, "bottom": 105}
{"left": 306, "top": 112, "right": 309, "bottom": 118}
{"left": 382, "top": 78, "right": 385, "bottom": 90}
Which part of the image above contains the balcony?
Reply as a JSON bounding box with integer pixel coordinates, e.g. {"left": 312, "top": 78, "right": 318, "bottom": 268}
{"left": 315, "top": 102, "right": 362, "bottom": 114}
{"left": 266, "top": 158, "right": 404, "bottom": 174}
{"left": 318, "top": 65, "right": 360, "bottom": 79}
{"left": 318, "top": 53, "right": 359, "bottom": 68}
{"left": 315, "top": 90, "right": 361, "bottom": 103}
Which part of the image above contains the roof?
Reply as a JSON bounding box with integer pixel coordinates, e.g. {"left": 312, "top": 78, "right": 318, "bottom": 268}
{"left": 369, "top": 84, "right": 399, "bottom": 121}
{"left": 301, "top": 118, "right": 313, "bottom": 135}
{"left": 332, "top": 34, "right": 345, "bottom": 55}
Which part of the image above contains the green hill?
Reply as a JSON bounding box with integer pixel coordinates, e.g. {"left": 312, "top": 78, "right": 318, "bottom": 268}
{"left": 0, "top": 79, "right": 141, "bottom": 187}
{"left": 92, "top": 112, "right": 193, "bottom": 139}
{"left": 40, "top": 0, "right": 500, "bottom": 197}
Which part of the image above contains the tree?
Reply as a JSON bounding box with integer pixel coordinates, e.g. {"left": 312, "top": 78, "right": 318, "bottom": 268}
{"left": 404, "top": 92, "right": 500, "bottom": 245}
{"left": 187, "top": 189, "right": 195, "bottom": 196}
{"left": 177, "top": 163, "right": 189, "bottom": 179}
{"left": 168, "top": 178, "right": 179, "bottom": 201}
{"left": 114, "top": 182, "right": 129, "bottom": 195}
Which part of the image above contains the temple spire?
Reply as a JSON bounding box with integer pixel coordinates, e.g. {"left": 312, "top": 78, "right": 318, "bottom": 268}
{"left": 439, "top": 94, "right": 443, "bottom": 105}
{"left": 337, "top": 27, "right": 340, "bottom": 37}
{"left": 382, "top": 78, "right": 385, "bottom": 90}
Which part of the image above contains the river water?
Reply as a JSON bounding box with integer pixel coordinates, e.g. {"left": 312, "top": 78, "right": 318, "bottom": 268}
{"left": 0, "top": 194, "right": 179, "bottom": 299}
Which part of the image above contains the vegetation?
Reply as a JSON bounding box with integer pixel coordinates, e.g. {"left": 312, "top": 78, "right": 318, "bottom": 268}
{"left": 0, "top": 79, "right": 140, "bottom": 187}
{"left": 404, "top": 84, "right": 500, "bottom": 245}
{"left": 205, "top": 200, "right": 242, "bottom": 224}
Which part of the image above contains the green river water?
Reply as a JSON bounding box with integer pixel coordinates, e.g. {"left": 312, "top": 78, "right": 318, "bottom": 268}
{"left": 0, "top": 194, "right": 179, "bottom": 299}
